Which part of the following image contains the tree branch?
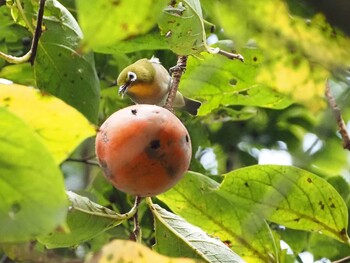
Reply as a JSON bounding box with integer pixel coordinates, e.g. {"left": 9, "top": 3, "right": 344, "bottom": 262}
{"left": 164, "top": 55, "right": 188, "bottom": 112}
{"left": 29, "top": 0, "right": 46, "bottom": 65}
{"left": 325, "top": 80, "right": 350, "bottom": 150}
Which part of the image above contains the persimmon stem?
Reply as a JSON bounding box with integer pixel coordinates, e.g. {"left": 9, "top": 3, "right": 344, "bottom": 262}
{"left": 325, "top": 80, "right": 350, "bottom": 150}
{"left": 164, "top": 55, "right": 188, "bottom": 112}
{"left": 131, "top": 196, "right": 143, "bottom": 242}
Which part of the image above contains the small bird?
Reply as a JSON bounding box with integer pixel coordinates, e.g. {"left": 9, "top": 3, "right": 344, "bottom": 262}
{"left": 117, "top": 57, "right": 201, "bottom": 115}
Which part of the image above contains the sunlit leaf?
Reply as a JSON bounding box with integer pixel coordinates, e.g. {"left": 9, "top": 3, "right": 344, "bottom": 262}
{"left": 180, "top": 50, "right": 293, "bottom": 115}
{"left": 0, "top": 107, "right": 67, "bottom": 242}
{"left": 152, "top": 203, "right": 245, "bottom": 262}
{"left": 220, "top": 165, "right": 350, "bottom": 243}
{"left": 158, "top": 0, "right": 213, "bottom": 55}
{"left": 158, "top": 172, "right": 280, "bottom": 263}
{"left": 0, "top": 83, "right": 96, "bottom": 164}
{"left": 38, "top": 191, "right": 126, "bottom": 248}
{"left": 86, "top": 239, "right": 200, "bottom": 263}
{"left": 76, "top": 0, "right": 166, "bottom": 51}
{"left": 34, "top": 0, "right": 100, "bottom": 123}
{"left": 0, "top": 64, "right": 34, "bottom": 86}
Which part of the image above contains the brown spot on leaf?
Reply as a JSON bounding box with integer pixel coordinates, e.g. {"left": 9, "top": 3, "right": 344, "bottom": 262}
{"left": 318, "top": 201, "right": 325, "bottom": 210}
{"left": 340, "top": 228, "right": 346, "bottom": 236}
{"left": 307, "top": 178, "right": 312, "bottom": 183}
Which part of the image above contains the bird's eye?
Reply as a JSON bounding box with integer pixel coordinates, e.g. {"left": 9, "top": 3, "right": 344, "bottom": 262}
{"left": 128, "top": 72, "right": 137, "bottom": 82}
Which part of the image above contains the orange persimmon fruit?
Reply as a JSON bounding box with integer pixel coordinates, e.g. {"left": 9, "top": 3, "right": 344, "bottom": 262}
{"left": 95, "top": 104, "right": 192, "bottom": 197}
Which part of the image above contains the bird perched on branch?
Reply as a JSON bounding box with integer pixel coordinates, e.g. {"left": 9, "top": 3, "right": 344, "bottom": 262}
{"left": 117, "top": 57, "right": 201, "bottom": 115}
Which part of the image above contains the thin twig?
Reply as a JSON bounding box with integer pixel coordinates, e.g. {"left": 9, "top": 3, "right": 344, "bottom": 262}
{"left": 325, "top": 80, "right": 350, "bottom": 151}
{"left": 164, "top": 55, "right": 188, "bottom": 112}
{"left": 333, "top": 256, "right": 350, "bottom": 263}
{"left": 218, "top": 49, "right": 244, "bottom": 62}
{"left": 29, "top": 0, "right": 46, "bottom": 65}
{"left": 130, "top": 196, "right": 143, "bottom": 242}
{"left": 65, "top": 157, "right": 99, "bottom": 166}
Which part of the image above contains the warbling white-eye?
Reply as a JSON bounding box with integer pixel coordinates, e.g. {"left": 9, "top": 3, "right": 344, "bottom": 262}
{"left": 117, "top": 57, "right": 201, "bottom": 115}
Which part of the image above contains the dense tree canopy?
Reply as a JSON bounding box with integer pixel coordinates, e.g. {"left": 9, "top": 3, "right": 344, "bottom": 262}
{"left": 1, "top": 0, "right": 350, "bottom": 262}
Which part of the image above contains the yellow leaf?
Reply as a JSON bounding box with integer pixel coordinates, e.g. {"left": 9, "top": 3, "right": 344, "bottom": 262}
{"left": 87, "top": 240, "right": 201, "bottom": 263}
{"left": 0, "top": 83, "right": 96, "bottom": 164}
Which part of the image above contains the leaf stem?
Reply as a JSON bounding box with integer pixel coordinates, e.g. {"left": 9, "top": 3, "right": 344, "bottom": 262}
{"left": 325, "top": 80, "right": 350, "bottom": 150}
{"left": 218, "top": 49, "right": 244, "bottom": 62}
{"left": 333, "top": 256, "right": 350, "bottom": 263}
{"left": 15, "top": 0, "right": 34, "bottom": 33}
{"left": 71, "top": 195, "right": 140, "bottom": 221}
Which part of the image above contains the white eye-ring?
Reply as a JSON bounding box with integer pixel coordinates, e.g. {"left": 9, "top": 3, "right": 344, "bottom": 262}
{"left": 128, "top": 72, "right": 137, "bottom": 82}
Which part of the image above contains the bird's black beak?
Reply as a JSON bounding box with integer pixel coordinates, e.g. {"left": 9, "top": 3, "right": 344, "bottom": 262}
{"left": 118, "top": 80, "right": 131, "bottom": 97}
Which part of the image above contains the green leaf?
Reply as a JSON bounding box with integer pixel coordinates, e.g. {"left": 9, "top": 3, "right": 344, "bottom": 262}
{"left": 158, "top": 172, "right": 280, "bottom": 262}
{"left": 76, "top": 0, "right": 166, "bottom": 51}
{"left": 34, "top": 0, "right": 100, "bottom": 124}
{"left": 93, "top": 33, "right": 169, "bottom": 54}
{"left": 151, "top": 203, "right": 245, "bottom": 263}
{"left": 0, "top": 64, "right": 34, "bottom": 86}
{"left": 220, "top": 165, "right": 350, "bottom": 243}
{"left": 180, "top": 50, "right": 293, "bottom": 115}
{"left": 38, "top": 191, "right": 127, "bottom": 248}
{"left": 0, "top": 83, "right": 96, "bottom": 164}
{"left": 158, "top": 0, "right": 212, "bottom": 55}
{"left": 0, "top": 107, "right": 67, "bottom": 243}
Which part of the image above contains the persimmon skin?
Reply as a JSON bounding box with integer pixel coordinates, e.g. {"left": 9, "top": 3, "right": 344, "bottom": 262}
{"left": 95, "top": 105, "right": 192, "bottom": 197}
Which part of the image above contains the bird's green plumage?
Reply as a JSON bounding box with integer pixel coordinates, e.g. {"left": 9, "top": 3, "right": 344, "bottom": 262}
{"left": 117, "top": 59, "right": 156, "bottom": 85}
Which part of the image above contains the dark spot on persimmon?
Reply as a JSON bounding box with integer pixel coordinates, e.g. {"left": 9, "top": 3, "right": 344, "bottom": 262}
{"left": 150, "top": 140, "right": 161, "bottom": 150}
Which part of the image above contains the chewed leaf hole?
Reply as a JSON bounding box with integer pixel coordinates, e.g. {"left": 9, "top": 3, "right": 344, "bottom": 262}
{"left": 229, "top": 79, "right": 238, "bottom": 86}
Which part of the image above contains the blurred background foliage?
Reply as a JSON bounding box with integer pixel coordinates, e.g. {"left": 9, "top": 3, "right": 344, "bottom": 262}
{"left": 1, "top": 0, "right": 350, "bottom": 262}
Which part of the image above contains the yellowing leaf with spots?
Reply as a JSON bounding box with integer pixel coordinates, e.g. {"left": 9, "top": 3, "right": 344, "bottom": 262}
{"left": 87, "top": 240, "right": 201, "bottom": 263}
{"left": 0, "top": 83, "right": 96, "bottom": 164}
{"left": 207, "top": 0, "right": 350, "bottom": 112}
